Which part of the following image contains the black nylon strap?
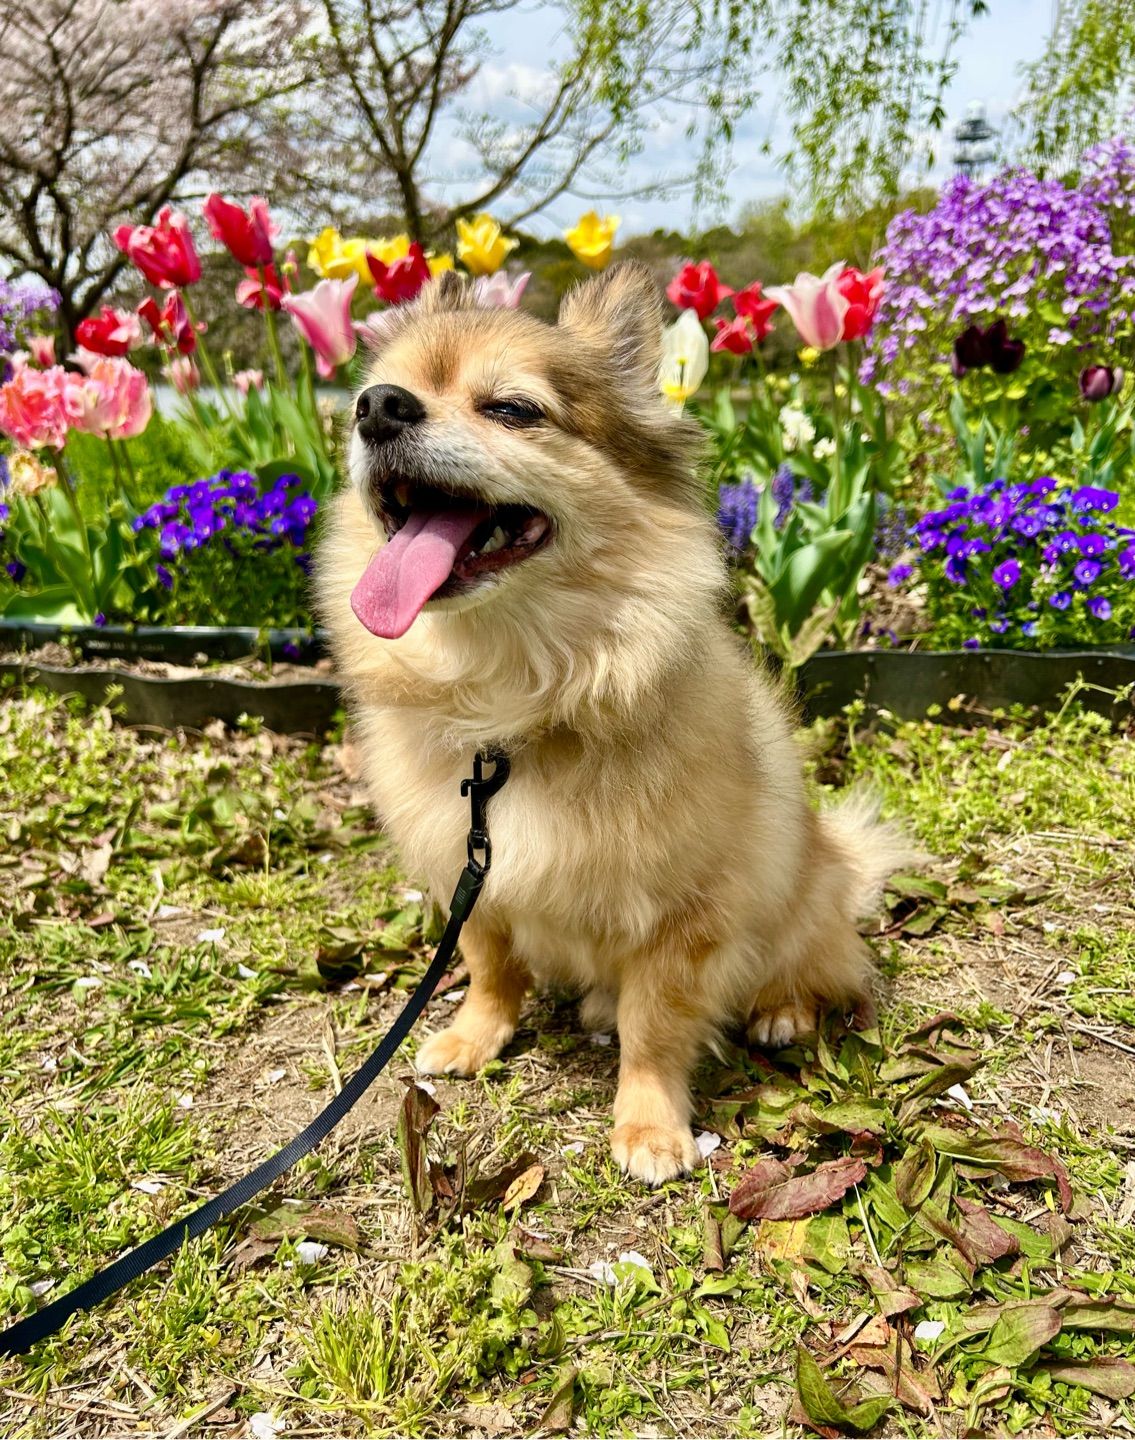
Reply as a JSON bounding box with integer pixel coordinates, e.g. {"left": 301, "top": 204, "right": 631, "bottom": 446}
{"left": 0, "top": 749, "right": 509, "bottom": 1358}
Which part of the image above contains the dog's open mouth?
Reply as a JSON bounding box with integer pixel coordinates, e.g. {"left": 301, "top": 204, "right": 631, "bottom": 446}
{"left": 351, "top": 478, "right": 552, "bottom": 639}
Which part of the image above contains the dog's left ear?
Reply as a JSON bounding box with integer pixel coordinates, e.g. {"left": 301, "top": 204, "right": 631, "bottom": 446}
{"left": 558, "top": 261, "right": 663, "bottom": 386}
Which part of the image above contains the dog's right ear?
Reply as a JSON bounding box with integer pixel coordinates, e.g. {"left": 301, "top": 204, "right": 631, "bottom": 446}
{"left": 558, "top": 261, "right": 663, "bottom": 387}
{"left": 417, "top": 268, "right": 473, "bottom": 313}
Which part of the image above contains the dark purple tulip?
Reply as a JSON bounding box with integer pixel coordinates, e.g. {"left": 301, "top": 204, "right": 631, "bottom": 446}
{"left": 1079, "top": 364, "right": 1124, "bottom": 402}
{"left": 985, "top": 319, "right": 1026, "bottom": 374}
{"left": 954, "top": 324, "right": 989, "bottom": 370}
{"left": 952, "top": 317, "right": 1025, "bottom": 375}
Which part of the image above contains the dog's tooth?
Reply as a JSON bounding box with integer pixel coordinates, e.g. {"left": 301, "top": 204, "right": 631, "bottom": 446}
{"left": 480, "top": 525, "right": 507, "bottom": 554}
{"left": 394, "top": 482, "right": 410, "bottom": 508}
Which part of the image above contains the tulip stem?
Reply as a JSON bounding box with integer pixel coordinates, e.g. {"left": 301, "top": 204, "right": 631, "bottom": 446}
{"left": 829, "top": 351, "right": 844, "bottom": 510}
{"left": 179, "top": 293, "right": 235, "bottom": 420}
{"left": 260, "top": 269, "right": 288, "bottom": 387}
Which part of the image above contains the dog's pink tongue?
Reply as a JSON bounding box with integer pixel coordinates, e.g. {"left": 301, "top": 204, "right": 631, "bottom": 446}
{"left": 351, "top": 507, "right": 488, "bottom": 639}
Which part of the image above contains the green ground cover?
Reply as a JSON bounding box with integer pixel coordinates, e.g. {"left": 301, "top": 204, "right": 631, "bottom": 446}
{"left": 0, "top": 687, "right": 1133, "bottom": 1437}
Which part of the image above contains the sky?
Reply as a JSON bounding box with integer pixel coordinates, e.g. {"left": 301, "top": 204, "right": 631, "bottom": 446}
{"left": 428, "top": 0, "right": 1054, "bottom": 237}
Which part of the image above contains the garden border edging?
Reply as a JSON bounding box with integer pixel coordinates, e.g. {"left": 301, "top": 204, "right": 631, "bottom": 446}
{"left": 2, "top": 622, "right": 1133, "bottom": 731}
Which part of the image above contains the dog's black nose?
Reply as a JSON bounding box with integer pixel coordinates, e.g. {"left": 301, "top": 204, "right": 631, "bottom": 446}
{"left": 356, "top": 384, "right": 426, "bottom": 445}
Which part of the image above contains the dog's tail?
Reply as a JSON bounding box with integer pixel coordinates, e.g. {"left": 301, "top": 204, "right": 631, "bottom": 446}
{"left": 820, "top": 790, "right": 919, "bottom": 920}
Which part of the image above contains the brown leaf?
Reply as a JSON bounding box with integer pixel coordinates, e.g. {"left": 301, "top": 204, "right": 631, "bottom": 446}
{"left": 512, "top": 1227, "right": 562, "bottom": 1263}
{"left": 919, "top": 1123, "right": 1072, "bottom": 1211}
{"left": 703, "top": 1207, "right": 725, "bottom": 1273}
{"left": 730, "top": 1157, "right": 868, "bottom": 1221}
{"left": 502, "top": 1163, "right": 545, "bottom": 1212}
{"left": 79, "top": 846, "right": 113, "bottom": 886}
{"left": 250, "top": 1203, "right": 360, "bottom": 1250}
{"left": 1039, "top": 1357, "right": 1135, "bottom": 1399}
{"left": 850, "top": 1332, "right": 942, "bottom": 1415}
{"left": 953, "top": 1196, "right": 1021, "bottom": 1263}
{"left": 465, "top": 1152, "right": 539, "bottom": 1209}
{"left": 856, "top": 1264, "right": 923, "bottom": 1318}
{"left": 397, "top": 1081, "right": 440, "bottom": 1216}
{"left": 536, "top": 1368, "right": 577, "bottom": 1433}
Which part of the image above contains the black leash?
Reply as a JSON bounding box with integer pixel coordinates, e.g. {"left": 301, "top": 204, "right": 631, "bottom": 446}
{"left": 0, "top": 748, "right": 511, "bottom": 1359}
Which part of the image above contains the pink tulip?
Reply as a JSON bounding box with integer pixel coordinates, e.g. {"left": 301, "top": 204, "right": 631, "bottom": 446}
{"left": 165, "top": 355, "right": 201, "bottom": 394}
{"left": 64, "top": 358, "right": 152, "bottom": 440}
{"left": 0, "top": 365, "right": 71, "bottom": 448}
{"left": 27, "top": 335, "right": 56, "bottom": 367}
{"left": 233, "top": 369, "right": 265, "bottom": 395}
{"left": 282, "top": 275, "right": 358, "bottom": 378}
{"left": 472, "top": 271, "right": 530, "bottom": 309}
{"left": 765, "top": 262, "right": 850, "bottom": 351}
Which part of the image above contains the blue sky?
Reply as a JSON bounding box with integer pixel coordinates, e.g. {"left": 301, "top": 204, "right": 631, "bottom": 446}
{"left": 430, "top": 0, "right": 1051, "bottom": 236}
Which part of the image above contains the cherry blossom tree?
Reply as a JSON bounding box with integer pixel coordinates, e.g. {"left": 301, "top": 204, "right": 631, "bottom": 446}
{"left": 0, "top": 0, "right": 317, "bottom": 344}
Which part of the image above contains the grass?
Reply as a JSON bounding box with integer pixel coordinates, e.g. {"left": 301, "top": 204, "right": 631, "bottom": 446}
{"left": 0, "top": 683, "right": 1133, "bottom": 1436}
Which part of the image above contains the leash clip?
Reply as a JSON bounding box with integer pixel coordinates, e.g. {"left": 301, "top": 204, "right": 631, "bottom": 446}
{"left": 461, "top": 748, "right": 510, "bottom": 874}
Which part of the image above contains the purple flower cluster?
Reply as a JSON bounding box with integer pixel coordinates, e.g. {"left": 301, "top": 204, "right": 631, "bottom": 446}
{"left": 718, "top": 477, "right": 758, "bottom": 552}
{"left": 0, "top": 279, "right": 60, "bottom": 372}
{"left": 862, "top": 166, "right": 1135, "bottom": 391}
{"left": 1081, "top": 133, "right": 1135, "bottom": 223}
{"left": 903, "top": 476, "right": 1135, "bottom": 647}
{"left": 133, "top": 470, "right": 317, "bottom": 566}
{"left": 717, "top": 468, "right": 815, "bottom": 553}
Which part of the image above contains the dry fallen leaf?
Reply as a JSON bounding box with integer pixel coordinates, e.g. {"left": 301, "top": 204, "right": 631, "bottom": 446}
{"left": 501, "top": 1162, "right": 544, "bottom": 1212}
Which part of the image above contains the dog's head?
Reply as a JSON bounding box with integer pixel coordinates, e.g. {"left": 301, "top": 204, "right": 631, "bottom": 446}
{"left": 341, "top": 262, "right": 707, "bottom": 640}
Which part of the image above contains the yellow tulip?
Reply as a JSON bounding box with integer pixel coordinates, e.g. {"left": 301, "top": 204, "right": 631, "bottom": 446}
{"left": 564, "top": 211, "right": 620, "bottom": 269}
{"left": 307, "top": 227, "right": 375, "bottom": 286}
{"left": 427, "top": 252, "right": 454, "bottom": 276}
{"left": 456, "top": 214, "right": 518, "bottom": 276}
{"left": 368, "top": 234, "right": 411, "bottom": 267}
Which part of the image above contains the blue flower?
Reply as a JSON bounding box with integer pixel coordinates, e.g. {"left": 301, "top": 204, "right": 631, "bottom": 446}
{"left": 1087, "top": 595, "right": 1112, "bottom": 620}
{"left": 1073, "top": 558, "right": 1103, "bottom": 587}
{"left": 963, "top": 636, "right": 980, "bottom": 649}
{"left": 156, "top": 564, "right": 173, "bottom": 591}
{"left": 1071, "top": 485, "right": 1119, "bottom": 513}
{"left": 992, "top": 558, "right": 1021, "bottom": 590}
{"left": 717, "top": 479, "right": 758, "bottom": 553}
{"left": 886, "top": 562, "right": 913, "bottom": 587}
{"left": 1048, "top": 590, "right": 1072, "bottom": 610}
{"left": 1077, "top": 533, "right": 1107, "bottom": 558}
{"left": 945, "top": 554, "right": 968, "bottom": 584}
{"left": 990, "top": 617, "right": 1009, "bottom": 634}
{"left": 5, "top": 559, "right": 26, "bottom": 582}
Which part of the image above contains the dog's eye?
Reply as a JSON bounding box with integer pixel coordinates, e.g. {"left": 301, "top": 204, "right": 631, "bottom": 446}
{"left": 479, "top": 398, "right": 545, "bottom": 428}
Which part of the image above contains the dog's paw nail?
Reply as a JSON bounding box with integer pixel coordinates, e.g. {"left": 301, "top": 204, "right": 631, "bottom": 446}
{"left": 611, "top": 1123, "right": 699, "bottom": 1185}
{"left": 748, "top": 1002, "right": 817, "bottom": 1050}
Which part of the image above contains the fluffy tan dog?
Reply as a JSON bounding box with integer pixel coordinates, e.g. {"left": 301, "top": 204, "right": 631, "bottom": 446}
{"left": 318, "top": 263, "right": 906, "bottom": 1183}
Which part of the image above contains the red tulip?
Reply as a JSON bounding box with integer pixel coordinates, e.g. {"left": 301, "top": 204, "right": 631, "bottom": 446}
{"left": 137, "top": 292, "right": 196, "bottom": 354}
{"left": 235, "top": 263, "right": 289, "bottom": 312}
{"left": 836, "top": 266, "right": 885, "bottom": 340}
{"left": 113, "top": 207, "right": 201, "bottom": 289}
{"left": 666, "top": 261, "right": 732, "bottom": 320}
{"left": 366, "top": 242, "right": 432, "bottom": 305}
{"left": 75, "top": 306, "right": 144, "bottom": 357}
{"left": 203, "top": 194, "right": 277, "bottom": 268}
{"left": 710, "top": 316, "right": 753, "bottom": 355}
{"left": 731, "top": 283, "right": 778, "bottom": 341}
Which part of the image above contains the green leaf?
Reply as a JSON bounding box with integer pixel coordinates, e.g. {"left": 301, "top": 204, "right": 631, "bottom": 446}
{"left": 982, "top": 1304, "right": 1062, "bottom": 1367}
{"left": 1038, "top": 1357, "right": 1135, "bottom": 1399}
{"left": 796, "top": 1347, "right": 893, "bottom": 1433}
{"left": 894, "top": 1139, "right": 936, "bottom": 1210}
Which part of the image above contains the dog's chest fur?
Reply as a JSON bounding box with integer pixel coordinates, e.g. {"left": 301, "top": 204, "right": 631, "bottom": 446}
{"left": 354, "top": 703, "right": 773, "bottom": 993}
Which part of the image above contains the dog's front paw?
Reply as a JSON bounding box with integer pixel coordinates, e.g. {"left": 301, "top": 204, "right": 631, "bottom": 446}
{"left": 611, "top": 1122, "right": 699, "bottom": 1185}
{"left": 748, "top": 1001, "right": 818, "bottom": 1049}
{"left": 415, "top": 1024, "right": 504, "bottom": 1077}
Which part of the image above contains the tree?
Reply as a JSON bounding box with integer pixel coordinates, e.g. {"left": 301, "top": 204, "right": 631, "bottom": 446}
{"left": 314, "top": 0, "right": 752, "bottom": 243}
{"left": 0, "top": 0, "right": 317, "bottom": 345}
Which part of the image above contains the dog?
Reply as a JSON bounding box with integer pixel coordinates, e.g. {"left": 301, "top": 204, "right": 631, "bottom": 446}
{"left": 317, "top": 262, "right": 907, "bottom": 1183}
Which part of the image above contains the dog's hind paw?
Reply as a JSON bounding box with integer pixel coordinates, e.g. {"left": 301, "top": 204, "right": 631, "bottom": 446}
{"left": 747, "top": 1001, "right": 818, "bottom": 1050}
{"left": 611, "top": 1122, "right": 699, "bottom": 1185}
{"left": 415, "top": 1024, "right": 505, "bottom": 1077}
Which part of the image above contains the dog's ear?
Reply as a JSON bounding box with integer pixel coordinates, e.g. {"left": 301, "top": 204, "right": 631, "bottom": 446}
{"left": 415, "top": 267, "right": 474, "bottom": 314}
{"left": 558, "top": 261, "right": 663, "bottom": 385}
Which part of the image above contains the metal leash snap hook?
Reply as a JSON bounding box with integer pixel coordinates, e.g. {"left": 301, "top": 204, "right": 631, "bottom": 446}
{"left": 461, "top": 748, "right": 510, "bottom": 872}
